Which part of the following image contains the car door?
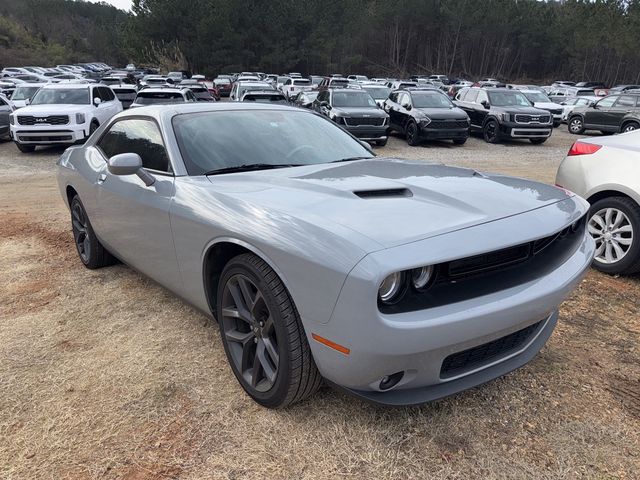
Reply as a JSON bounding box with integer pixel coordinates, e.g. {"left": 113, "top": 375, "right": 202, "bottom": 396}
{"left": 0, "top": 96, "right": 11, "bottom": 136}
{"left": 585, "top": 95, "right": 617, "bottom": 128}
{"left": 384, "top": 92, "right": 400, "bottom": 129}
{"left": 396, "top": 92, "right": 413, "bottom": 132}
{"left": 474, "top": 90, "right": 490, "bottom": 125}
{"left": 604, "top": 95, "right": 638, "bottom": 130}
{"left": 91, "top": 117, "right": 182, "bottom": 291}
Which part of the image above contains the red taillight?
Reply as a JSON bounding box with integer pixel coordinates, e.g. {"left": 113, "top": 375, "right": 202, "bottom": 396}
{"left": 567, "top": 141, "right": 602, "bottom": 156}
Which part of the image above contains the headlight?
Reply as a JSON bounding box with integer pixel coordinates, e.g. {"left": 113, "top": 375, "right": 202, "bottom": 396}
{"left": 75, "top": 113, "right": 85, "bottom": 124}
{"left": 378, "top": 272, "right": 405, "bottom": 304}
{"left": 418, "top": 116, "right": 431, "bottom": 126}
{"left": 500, "top": 113, "right": 511, "bottom": 122}
{"left": 411, "top": 266, "right": 434, "bottom": 290}
{"left": 9, "top": 115, "right": 14, "bottom": 125}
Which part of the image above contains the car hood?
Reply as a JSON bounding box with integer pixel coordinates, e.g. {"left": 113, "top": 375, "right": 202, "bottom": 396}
{"left": 13, "top": 104, "right": 91, "bottom": 114}
{"left": 332, "top": 107, "right": 388, "bottom": 117}
{"left": 206, "top": 158, "right": 572, "bottom": 249}
{"left": 495, "top": 105, "right": 550, "bottom": 115}
{"left": 414, "top": 107, "right": 467, "bottom": 119}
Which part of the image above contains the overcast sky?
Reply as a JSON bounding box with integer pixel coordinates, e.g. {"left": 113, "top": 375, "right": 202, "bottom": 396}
{"left": 87, "top": 0, "right": 132, "bottom": 11}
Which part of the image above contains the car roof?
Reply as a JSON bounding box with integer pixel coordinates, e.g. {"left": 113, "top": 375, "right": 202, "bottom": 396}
{"left": 40, "top": 83, "right": 91, "bottom": 90}
{"left": 14, "top": 83, "right": 43, "bottom": 88}
{"left": 138, "top": 87, "right": 185, "bottom": 93}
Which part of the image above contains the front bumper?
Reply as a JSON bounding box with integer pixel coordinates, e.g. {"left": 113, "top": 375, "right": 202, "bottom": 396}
{"left": 306, "top": 201, "right": 594, "bottom": 405}
{"left": 418, "top": 125, "right": 469, "bottom": 140}
{"left": 10, "top": 124, "right": 88, "bottom": 145}
{"left": 342, "top": 124, "right": 388, "bottom": 141}
{"left": 501, "top": 122, "right": 552, "bottom": 138}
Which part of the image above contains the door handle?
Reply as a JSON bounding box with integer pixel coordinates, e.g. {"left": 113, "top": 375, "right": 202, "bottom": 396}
{"left": 98, "top": 173, "right": 107, "bottom": 184}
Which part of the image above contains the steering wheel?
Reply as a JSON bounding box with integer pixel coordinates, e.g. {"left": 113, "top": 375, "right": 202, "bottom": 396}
{"left": 285, "top": 144, "right": 316, "bottom": 162}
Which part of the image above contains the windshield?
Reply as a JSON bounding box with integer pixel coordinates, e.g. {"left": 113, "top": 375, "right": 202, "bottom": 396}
{"left": 238, "top": 85, "right": 273, "bottom": 97}
{"left": 412, "top": 92, "right": 453, "bottom": 108}
{"left": 214, "top": 78, "right": 231, "bottom": 85}
{"left": 12, "top": 86, "right": 40, "bottom": 101}
{"left": 488, "top": 91, "right": 531, "bottom": 107}
{"left": 172, "top": 110, "right": 374, "bottom": 175}
{"left": 330, "top": 80, "right": 349, "bottom": 88}
{"left": 523, "top": 92, "right": 551, "bottom": 103}
{"left": 135, "top": 92, "right": 184, "bottom": 104}
{"left": 332, "top": 91, "right": 376, "bottom": 107}
{"left": 362, "top": 87, "right": 391, "bottom": 100}
{"left": 31, "top": 88, "right": 89, "bottom": 105}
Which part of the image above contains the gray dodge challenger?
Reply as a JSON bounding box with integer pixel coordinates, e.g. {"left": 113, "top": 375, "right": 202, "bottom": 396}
{"left": 57, "top": 103, "right": 595, "bottom": 408}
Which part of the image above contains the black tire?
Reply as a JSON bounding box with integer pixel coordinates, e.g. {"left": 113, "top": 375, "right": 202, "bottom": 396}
{"left": 483, "top": 119, "right": 500, "bottom": 144}
{"left": 217, "top": 253, "right": 321, "bottom": 408}
{"left": 620, "top": 121, "right": 639, "bottom": 133}
{"left": 588, "top": 196, "right": 640, "bottom": 275}
{"left": 405, "top": 121, "right": 420, "bottom": 146}
{"left": 375, "top": 138, "right": 388, "bottom": 147}
{"left": 70, "top": 195, "right": 116, "bottom": 269}
{"left": 15, "top": 142, "right": 35, "bottom": 153}
{"left": 453, "top": 137, "right": 467, "bottom": 145}
{"left": 529, "top": 137, "right": 547, "bottom": 145}
{"left": 568, "top": 116, "right": 584, "bottom": 134}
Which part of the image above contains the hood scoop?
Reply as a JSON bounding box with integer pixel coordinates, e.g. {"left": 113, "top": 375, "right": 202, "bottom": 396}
{"left": 353, "top": 188, "right": 413, "bottom": 199}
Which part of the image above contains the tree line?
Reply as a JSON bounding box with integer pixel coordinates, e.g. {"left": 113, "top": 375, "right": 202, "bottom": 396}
{"left": 2, "top": 0, "right": 640, "bottom": 85}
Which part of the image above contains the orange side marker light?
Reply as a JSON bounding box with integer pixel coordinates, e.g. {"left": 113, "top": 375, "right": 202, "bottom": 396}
{"left": 312, "top": 333, "right": 350, "bottom": 355}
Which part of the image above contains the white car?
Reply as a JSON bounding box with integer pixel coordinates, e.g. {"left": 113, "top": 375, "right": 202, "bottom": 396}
{"left": 8, "top": 83, "right": 42, "bottom": 109}
{"left": 280, "top": 77, "right": 313, "bottom": 100}
{"left": 1, "top": 67, "right": 30, "bottom": 77}
{"left": 519, "top": 89, "right": 564, "bottom": 127}
{"left": 556, "top": 130, "right": 640, "bottom": 274}
{"left": 130, "top": 87, "right": 197, "bottom": 108}
{"left": 559, "top": 96, "right": 600, "bottom": 123}
{"left": 229, "top": 81, "right": 274, "bottom": 101}
{"left": 9, "top": 83, "right": 122, "bottom": 153}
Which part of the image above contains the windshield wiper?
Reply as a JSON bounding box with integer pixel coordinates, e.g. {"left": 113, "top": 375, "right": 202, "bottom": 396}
{"left": 204, "top": 163, "right": 304, "bottom": 176}
{"left": 329, "top": 156, "right": 373, "bottom": 164}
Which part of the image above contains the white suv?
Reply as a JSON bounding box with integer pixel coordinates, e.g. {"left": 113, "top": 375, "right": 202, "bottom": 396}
{"left": 9, "top": 83, "right": 122, "bottom": 153}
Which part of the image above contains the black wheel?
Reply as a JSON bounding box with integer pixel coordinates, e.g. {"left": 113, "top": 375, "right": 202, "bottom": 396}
{"left": 453, "top": 137, "right": 467, "bottom": 145}
{"left": 621, "top": 121, "right": 639, "bottom": 133}
{"left": 15, "top": 142, "right": 35, "bottom": 153}
{"left": 405, "top": 121, "right": 420, "bottom": 146}
{"left": 217, "top": 253, "right": 321, "bottom": 408}
{"left": 375, "top": 138, "right": 388, "bottom": 147}
{"left": 529, "top": 137, "right": 547, "bottom": 145}
{"left": 483, "top": 120, "right": 500, "bottom": 143}
{"left": 588, "top": 197, "right": 640, "bottom": 275}
{"left": 70, "top": 195, "right": 116, "bottom": 269}
{"left": 568, "top": 116, "right": 584, "bottom": 134}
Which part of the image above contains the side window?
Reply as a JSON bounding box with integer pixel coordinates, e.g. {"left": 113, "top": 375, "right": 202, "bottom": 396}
{"left": 285, "top": 79, "right": 292, "bottom": 85}
{"left": 476, "top": 90, "right": 488, "bottom": 105}
{"left": 388, "top": 92, "right": 398, "bottom": 103}
{"left": 399, "top": 93, "right": 411, "bottom": 108}
{"left": 92, "top": 87, "right": 101, "bottom": 102}
{"left": 614, "top": 95, "right": 637, "bottom": 107}
{"left": 465, "top": 89, "right": 479, "bottom": 103}
{"left": 0, "top": 97, "right": 7, "bottom": 107}
{"left": 596, "top": 96, "right": 617, "bottom": 108}
{"left": 102, "top": 87, "right": 115, "bottom": 101}
{"left": 97, "top": 119, "right": 171, "bottom": 173}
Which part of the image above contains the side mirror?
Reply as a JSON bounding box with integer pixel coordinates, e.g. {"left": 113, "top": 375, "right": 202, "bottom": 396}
{"left": 93, "top": 97, "right": 102, "bottom": 106}
{"left": 24, "top": 98, "right": 30, "bottom": 105}
{"left": 107, "top": 153, "right": 155, "bottom": 186}
{"left": 402, "top": 103, "right": 412, "bottom": 110}
{"left": 481, "top": 100, "right": 490, "bottom": 109}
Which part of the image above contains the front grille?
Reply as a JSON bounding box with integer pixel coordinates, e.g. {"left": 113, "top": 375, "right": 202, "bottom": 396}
{"left": 17, "top": 115, "right": 69, "bottom": 126}
{"left": 428, "top": 119, "right": 469, "bottom": 129}
{"left": 514, "top": 114, "right": 551, "bottom": 124}
{"left": 440, "top": 321, "right": 543, "bottom": 379}
{"left": 344, "top": 117, "right": 385, "bottom": 126}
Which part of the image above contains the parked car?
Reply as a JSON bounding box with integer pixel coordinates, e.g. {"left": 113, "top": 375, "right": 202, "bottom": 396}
{"left": 575, "top": 81, "right": 606, "bottom": 89}
{"left": 552, "top": 80, "right": 576, "bottom": 87}
{"left": 181, "top": 83, "right": 216, "bottom": 102}
{"left": 559, "top": 96, "right": 599, "bottom": 123}
{"left": 428, "top": 74, "right": 450, "bottom": 85}
{"left": 556, "top": 130, "right": 640, "bottom": 274}
{"left": 280, "top": 77, "right": 313, "bottom": 101}
{"left": 384, "top": 89, "right": 469, "bottom": 145}
{"left": 518, "top": 90, "right": 564, "bottom": 127}
{"left": 110, "top": 84, "right": 138, "bottom": 109}
{"left": 0, "top": 93, "right": 13, "bottom": 140}
{"left": 360, "top": 84, "right": 391, "bottom": 107}
{"left": 347, "top": 75, "right": 368, "bottom": 82}
{"left": 0, "top": 80, "right": 17, "bottom": 98}
{"left": 9, "top": 83, "right": 122, "bottom": 152}
{"left": 317, "top": 77, "right": 350, "bottom": 91}
{"left": 388, "top": 80, "right": 418, "bottom": 90}
{"left": 313, "top": 88, "right": 389, "bottom": 146}
{"left": 241, "top": 91, "right": 287, "bottom": 104}
{"left": 213, "top": 77, "right": 232, "bottom": 97}
{"left": 140, "top": 75, "right": 168, "bottom": 87}
{"left": 56, "top": 102, "right": 593, "bottom": 408}
{"left": 229, "top": 81, "right": 274, "bottom": 101}
{"left": 9, "top": 83, "right": 42, "bottom": 109}
{"left": 547, "top": 87, "right": 595, "bottom": 103}
{"left": 455, "top": 87, "right": 553, "bottom": 144}
{"left": 608, "top": 85, "right": 640, "bottom": 94}
{"left": 130, "top": 87, "right": 197, "bottom": 108}
{"left": 566, "top": 93, "right": 640, "bottom": 135}
{"left": 292, "top": 90, "right": 319, "bottom": 109}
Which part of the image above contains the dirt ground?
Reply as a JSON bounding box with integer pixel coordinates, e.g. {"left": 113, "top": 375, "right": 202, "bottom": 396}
{"left": 1, "top": 128, "right": 639, "bottom": 480}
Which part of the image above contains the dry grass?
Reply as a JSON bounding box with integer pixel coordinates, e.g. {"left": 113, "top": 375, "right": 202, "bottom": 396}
{"left": 0, "top": 132, "right": 639, "bottom": 479}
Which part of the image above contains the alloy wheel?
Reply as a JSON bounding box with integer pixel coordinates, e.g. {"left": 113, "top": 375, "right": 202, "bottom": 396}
{"left": 71, "top": 202, "right": 91, "bottom": 263}
{"left": 220, "top": 274, "right": 280, "bottom": 392}
{"left": 569, "top": 118, "right": 583, "bottom": 133}
{"left": 406, "top": 122, "right": 418, "bottom": 145}
{"left": 484, "top": 121, "right": 498, "bottom": 142}
{"left": 623, "top": 123, "right": 638, "bottom": 133}
{"left": 589, "top": 207, "right": 633, "bottom": 265}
